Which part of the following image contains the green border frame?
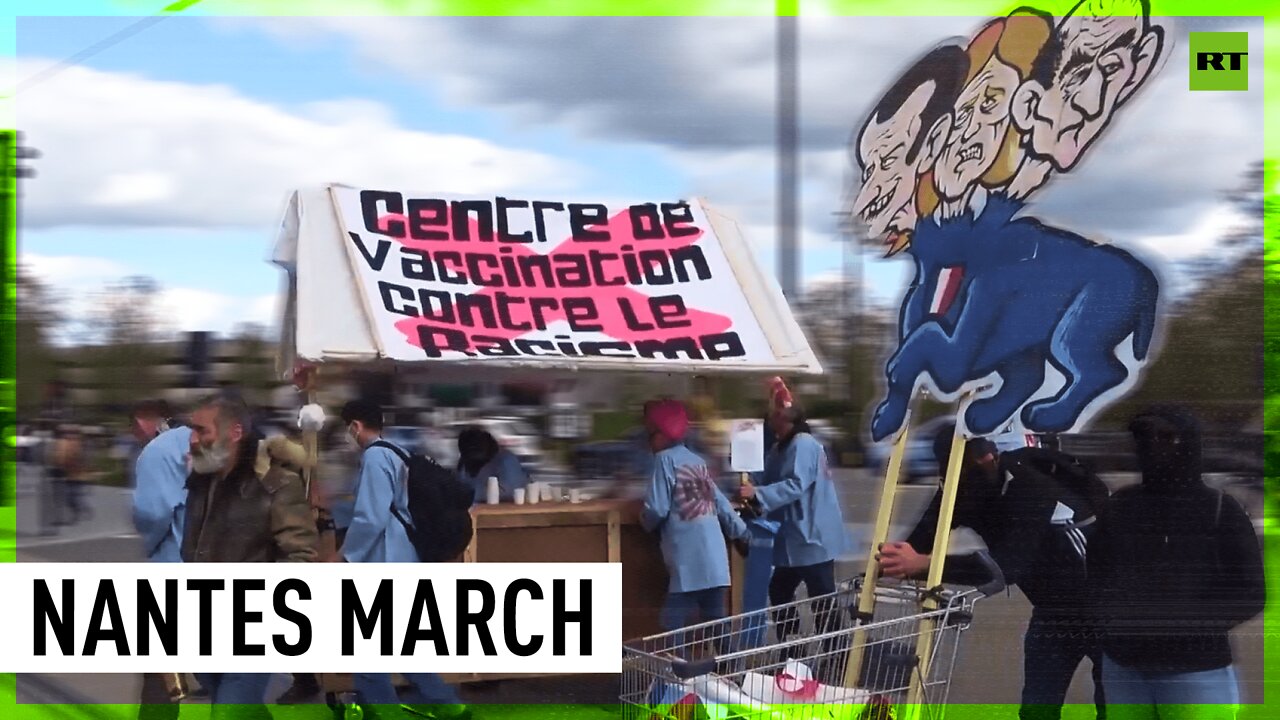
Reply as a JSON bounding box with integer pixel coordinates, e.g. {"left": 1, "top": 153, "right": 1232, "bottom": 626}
{"left": 0, "top": 1, "right": 1274, "bottom": 718}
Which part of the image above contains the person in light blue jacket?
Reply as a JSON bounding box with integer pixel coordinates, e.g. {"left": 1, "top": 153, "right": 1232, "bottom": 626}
{"left": 131, "top": 401, "right": 193, "bottom": 564}
{"left": 640, "top": 399, "right": 749, "bottom": 634}
{"left": 456, "top": 427, "right": 529, "bottom": 503}
{"left": 739, "top": 403, "right": 848, "bottom": 641}
{"left": 130, "top": 400, "right": 200, "bottom": 720}
{"left": 339, "top": 400, "right": 469, "bottom": 720}
{"left": 341, "top": 417, "right": 417, "bottom": 565}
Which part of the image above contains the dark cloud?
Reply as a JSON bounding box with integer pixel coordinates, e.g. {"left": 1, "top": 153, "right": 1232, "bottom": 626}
{"left": 316, "top": 14, "right": 1262, "bottom": 250}
{"left": 334, "top": 16, "right": 781, "bottom": 150}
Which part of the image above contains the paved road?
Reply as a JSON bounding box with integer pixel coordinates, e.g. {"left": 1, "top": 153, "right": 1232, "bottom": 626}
{"left": 14, "top": 463, "right": 136, "bottom": 543}
{"left": 12, "top": 465, "right": 1271, "bottom": 711}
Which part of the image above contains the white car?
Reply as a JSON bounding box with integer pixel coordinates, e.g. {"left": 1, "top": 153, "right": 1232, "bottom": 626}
{"left": 382, "top": 419, "right": 544, "bottom": 473}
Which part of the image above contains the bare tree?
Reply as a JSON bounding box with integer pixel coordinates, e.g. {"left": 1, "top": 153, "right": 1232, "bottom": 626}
{"left": 1105, "top": 161, "right": 1266, "bottom": 431}
{"left": 15, "top": 265, "right": 66, "bottom": 417}
{"left": 229, "top": 322, "right": 278, "bottom": 406}
{"left": 82, "top": 275, "right": 168, "bottom": 412}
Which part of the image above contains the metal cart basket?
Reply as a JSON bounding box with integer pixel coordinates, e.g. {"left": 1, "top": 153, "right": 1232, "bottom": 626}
{"left": 621, "top": 577, "right": 983, "bottom": 720}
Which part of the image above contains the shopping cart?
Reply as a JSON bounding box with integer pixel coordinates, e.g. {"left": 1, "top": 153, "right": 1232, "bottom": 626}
{"left": 621, "top": 576, "right": 986, "bottom": 720}
{"left": 624, "top": 393, "right": 1006, "bottom": 720}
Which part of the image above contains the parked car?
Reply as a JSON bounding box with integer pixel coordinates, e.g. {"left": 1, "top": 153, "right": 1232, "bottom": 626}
{"left": 863, "top": 415, "right": 955, "bottom": 482}
{"left": 1059, "top": 430, "right": 1263, "bottom": 476}
{"left": 14, "top": 433, "right": 41, "bottom": 464}
{"left": 805, "top": 419, "right": 846, "bottom": 468}
{"left": 380, "top": 425, "right": 434, "bottom": 458}
{"left": 378, "top": 419, "right": 543, "bottom": 475}
{"left": 570, "top": 425, "right": 741, "bottom": 481}
{"left": 378, "top": 425, "right": 465, "bottom": 470}
{"left": 572, "top": 428, "right": 647, "bottom": 480}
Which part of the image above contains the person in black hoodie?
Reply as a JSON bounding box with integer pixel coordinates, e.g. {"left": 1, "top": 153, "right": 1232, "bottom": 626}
{"left": 879, "top": 424, "right": 1111, "bottom": 720}
{"left": 1093, "top": 407, "right": 1264, "bottom": 719}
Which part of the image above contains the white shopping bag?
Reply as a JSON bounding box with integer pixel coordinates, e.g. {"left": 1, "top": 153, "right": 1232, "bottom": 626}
{"left": 684, "top": 674, "right": 789, "bottom": 720}
{"left": 740, "top": 660, "right": 873, "bottom": 707}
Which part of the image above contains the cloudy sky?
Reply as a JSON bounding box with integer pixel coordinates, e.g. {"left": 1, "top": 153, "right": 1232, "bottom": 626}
{"left": 14, "top": 12, "right": 1265, "bottom": 340}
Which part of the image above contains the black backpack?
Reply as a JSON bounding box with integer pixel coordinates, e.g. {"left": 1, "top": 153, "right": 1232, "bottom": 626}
{"left": 368, "top": 440, "right": 475, "bottom": 562}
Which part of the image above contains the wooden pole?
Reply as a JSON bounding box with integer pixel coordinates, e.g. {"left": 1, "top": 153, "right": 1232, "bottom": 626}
{"left": 843, "top": 408, "right": 911, "bottom": 688}
{"left": 903, "top": 416, "right": 967, "bottom": 716}
{"left": 733, "top": 469, "right": 755, "bottom": 624}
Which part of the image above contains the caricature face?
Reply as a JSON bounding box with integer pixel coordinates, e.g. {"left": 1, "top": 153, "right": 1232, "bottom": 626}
{"left": 934, "top": 57, "right": 1020, "bottom": 200}
{"left": 852, "top": 82, "right": 938, "bottom": 240}
{"left": 1014, "top": 12, "right": 1158, "bottom": 171}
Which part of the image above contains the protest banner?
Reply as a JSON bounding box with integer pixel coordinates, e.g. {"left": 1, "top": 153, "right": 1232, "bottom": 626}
{"left": 273, "top": 186, "right": 822, "bottom": 375}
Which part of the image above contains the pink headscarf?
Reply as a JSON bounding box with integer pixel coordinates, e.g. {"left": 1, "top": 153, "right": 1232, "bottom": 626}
{"left": 645, "top": 399, "right": 690, "bottom": 443}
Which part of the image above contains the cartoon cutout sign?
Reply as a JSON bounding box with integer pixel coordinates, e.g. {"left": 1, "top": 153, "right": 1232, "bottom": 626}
{"left": 854, "top": 1, "right": 1166, "bottom": 442}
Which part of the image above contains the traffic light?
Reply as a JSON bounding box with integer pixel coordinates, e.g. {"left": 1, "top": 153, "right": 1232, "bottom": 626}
{"left": 185, "top": 331, "right": 210, "bottom": 389}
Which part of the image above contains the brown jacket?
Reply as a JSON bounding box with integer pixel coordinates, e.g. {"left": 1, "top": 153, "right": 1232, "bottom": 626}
{"left": 182, "top": 434, "right": 318, "bottom": 563}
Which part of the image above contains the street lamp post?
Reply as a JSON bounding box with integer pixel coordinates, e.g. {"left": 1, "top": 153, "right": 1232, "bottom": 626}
{"left": 777, "top": 14, "right": 799, "bottom": 300}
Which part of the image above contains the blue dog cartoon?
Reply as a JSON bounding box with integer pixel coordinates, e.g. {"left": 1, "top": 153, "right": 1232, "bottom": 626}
{"left": 871, "top": 192, "right": 1159, "bottom": 440}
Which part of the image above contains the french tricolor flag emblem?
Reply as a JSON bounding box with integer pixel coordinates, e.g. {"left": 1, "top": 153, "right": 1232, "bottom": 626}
{"left": 929, "top": 265, "right": 966, "bottom": 316}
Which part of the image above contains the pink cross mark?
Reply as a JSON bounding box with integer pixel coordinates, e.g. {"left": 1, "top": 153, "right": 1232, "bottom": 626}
{"left": 372, "top": 209, "right": 736, "bottom": 352}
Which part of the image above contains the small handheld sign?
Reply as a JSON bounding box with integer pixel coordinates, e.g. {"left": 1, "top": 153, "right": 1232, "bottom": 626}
{"left": 728, "top": 419, "right": 765, "bottom": 473}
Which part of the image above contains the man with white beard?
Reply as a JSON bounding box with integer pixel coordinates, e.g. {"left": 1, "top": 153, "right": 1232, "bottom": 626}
{"left": 181, "top": 391, "right": 317, "bottom": 717}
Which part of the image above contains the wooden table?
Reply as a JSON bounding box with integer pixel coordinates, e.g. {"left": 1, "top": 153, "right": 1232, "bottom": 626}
{"left": 443, "top": 497, "right": 672, "bottom": 683}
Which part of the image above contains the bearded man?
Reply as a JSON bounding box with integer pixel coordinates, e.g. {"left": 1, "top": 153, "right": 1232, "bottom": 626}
{"left": 181, "top": 391, "right": 317, "bottom": 716}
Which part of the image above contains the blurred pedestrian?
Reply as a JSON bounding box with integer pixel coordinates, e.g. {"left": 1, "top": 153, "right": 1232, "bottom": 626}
{"left": 15, "top": 423, "right": 32, "bottom": 465}
{"left": 1092, "top": 408, "right": 1264, "bottom": 720}
{"left": 739, "top": 400, "right": 848, "bottom": 643}
{"left": 640, "top": 399, "right": 749, "bottom": 640}
{"left": 31, "top": 422, "right": 58, "bottom": 535}
{"left": 182, "top": 391, "right": 317, "bottom": 717}
{"left": 50, "top": 424, "right": 88, "bottom": 525}
{"left": 880, "top": 425, "right": 1110, "bottom": 720}
{"left": 456, "top": 426, "right": 530, "bottom": 503}
{"left": 340, "top": 399, "right": 469, "bottom": 719}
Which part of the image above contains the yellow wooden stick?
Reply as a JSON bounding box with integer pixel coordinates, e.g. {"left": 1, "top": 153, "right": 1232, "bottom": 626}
{"left": 904, "top": 417, "right": 967, "bottom": 716}
{"left": 844, "top": 408, "right": 912, "bottom": 689}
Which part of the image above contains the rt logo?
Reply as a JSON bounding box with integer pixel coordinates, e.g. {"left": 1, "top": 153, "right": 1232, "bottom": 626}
{"left": 1190, "top": 32, "right": 1248, "bottom": 91}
